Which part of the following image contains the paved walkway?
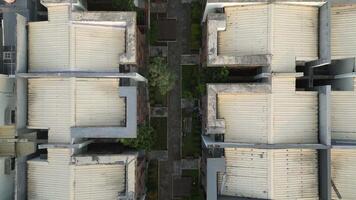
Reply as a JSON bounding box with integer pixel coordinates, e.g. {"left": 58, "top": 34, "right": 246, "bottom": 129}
{"left": 147, "top": 150, "right": 168, "bottom": 161}
{"left": 181, "top": 54, "right": 200, "bottom": 65}
{"left": 158, "top": 0, "right": 191, "bottom": 199}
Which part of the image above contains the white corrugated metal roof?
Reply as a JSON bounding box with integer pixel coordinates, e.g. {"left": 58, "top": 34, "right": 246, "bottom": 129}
{"left": 28, "top": 149, "right": 73, "bottom": 200}
{"left": 331, "top": 4, "right": 356, "bottom": 59}
{"left": 29, "top": 22, "right": 70, "bottom": 71}
{"left": 219, "top": 148, "right": 269, "bottom": 198}
{"left": 218, "top": 94, "right": 269, "bottom": 143}
{"left": 331, "top": 92, "right": 356, "bottom": 140}
{"left": 74, "top": 165, "right": 126, "bottom": 199}
{"left": 331, "top": 149, "right": 356, "bottom": 199}
{"left": 218, "top": 5, "right": 269, "bottom": 57}
{"left": 72, "top": 26, "right": 125, "bottom": 71}
{"left": 220, "top": 148, "right": 319, "bottom": 199}
{"left": 217, "top": 4, "right": 318, "bottom": 72}
{"left": 75, "top": 79, "right": 126, "bottom": 127}
{"left": 28, "top": 78, "right": 73, "bottom": 143}
{"left": 28, "top": 149, "right": 135, "bottom": 200}
{"left": 331, "top": 78, "right": 356, "bottom": 140}
{"left": 28, "top": 6, "right": 126, "bottom": 72}
{"left": 272, "top": 149, "right": 319, "bottom": 199}
{"left": 28, "top": 78, "right": 126, "bottom": 144}
{"left": 218, "top": 77, "right": 318, "bottom": 144}
{"left": 271, "top": 4, "right": 318, "bottom": 72}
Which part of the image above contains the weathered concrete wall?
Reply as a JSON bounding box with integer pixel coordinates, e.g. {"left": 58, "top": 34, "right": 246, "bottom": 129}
{"left": 15, "top": 13, "right": 28, "bottom": 133}
{"left": 0, "top": 157, "right": 15, "bottom": 200}
{"left": 0, "top": 76, "right": 15, "bottom": 126}
{"left": 71, "top": 86, "right": 137, "bottom": 138}
{"left": 207, "top": 158, "right": 225, "bottom": 200}
{"left": 71, "top": 12, "right": 137, "bottom": 65}
{"left": 319, "top": 149, "right": 331, "bottom": 200}
{"left": 319, "top": 86, "right": 331, "bottom": 146}
{"left": 206, "top": 13, "right": 271, "bottom": 67}
{"left": 206, "top": 83, "right": 271, "bottom": 134}
{"left": 319, "top": 2, "right": 331, "bottom": 63}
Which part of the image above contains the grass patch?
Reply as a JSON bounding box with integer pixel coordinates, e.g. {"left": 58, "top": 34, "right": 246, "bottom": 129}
{"left": 182, "top": 66, "right": 201, "bottom": 158}
{"left": 151, "top": 118, "right": 167, "bottom": 150}
{"left": 149, "top": 14, "right": 159, "bottom": 45}
{"left": 182, "top": 65, "right": 229, "bottom": 98}
{"left": 146, "top": 160, "right": 159, "bottom": 200}
{"left": 149, "top": 18, "right": 159, "bottom": 45}
{"left": 191, "top": 2, "right": 203, "bottom": 23}
{"left": 182, "top": 111, "right": 201, "bottom": 158}
{"left": 191, "top": 23, "right": 201, "bottom": 50}
{"left": 182, "top": 65, "right": 200, "bottom": 99}
{"left": 182, "top": 170, "right": 204, "bottom": 200}
{"left": 190, "top": 2, "right": 202, "bottom": 51}
{"left": 181, "top": 65, "right": 229, "bottom": 158}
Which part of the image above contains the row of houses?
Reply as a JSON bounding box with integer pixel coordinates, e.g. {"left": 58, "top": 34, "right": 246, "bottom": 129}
{"left": 201, "top": 0, "right": 356, "bottom": 200}
{"left": 0, "top": 0, "right": 148, "bottom": 199}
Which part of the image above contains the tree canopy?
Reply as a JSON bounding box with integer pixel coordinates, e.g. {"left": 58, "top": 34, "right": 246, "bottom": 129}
{"left": 120, "top": 123, "right": 155, "bottom": 151}
{"left": 112, "top": 0, "right": 135, "bottom": 11}
{"left": 149, "top": 57, "right": 177, "bottom": 96}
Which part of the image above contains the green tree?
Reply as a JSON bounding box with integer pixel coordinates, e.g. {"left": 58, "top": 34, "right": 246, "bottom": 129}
{"left": 113, "top": 0, "right": 135, "bottom": 11}
{"left": 149, "top": 57, "right": 177, "bottom": 96}
{"left": 149, "top": 20, "right": 158, "bottom": 45}
{"left": 203, "top": 67, "right": 229, "bottom": 83}
{"left": 120, "top": 123, "right": 155, "bottom": 151}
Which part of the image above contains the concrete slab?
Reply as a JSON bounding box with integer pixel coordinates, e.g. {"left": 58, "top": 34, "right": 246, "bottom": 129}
{"left": 16, "top": 72, "right": 147, "bottom": 82}
{"left": 202, "top": 135, "right": 330, "bottom": 149}
{"left": 318, "top": 85, "right": 331, "bottom": 146}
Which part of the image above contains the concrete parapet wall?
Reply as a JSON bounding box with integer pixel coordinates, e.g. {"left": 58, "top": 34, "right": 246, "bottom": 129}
{"left": 206, "top": 13, "right": 271, "bottom": 67}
